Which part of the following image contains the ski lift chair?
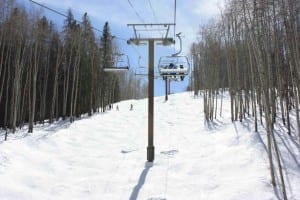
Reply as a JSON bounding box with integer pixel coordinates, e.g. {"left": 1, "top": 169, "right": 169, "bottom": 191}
{"left": 103, "top": 54, "right": 130, "bottom": 72}
{"left": 158, "top": 55, "right": 190, "bottom": 81}
{"left": 135, "top": 68, "right": 148, "bottom": 76}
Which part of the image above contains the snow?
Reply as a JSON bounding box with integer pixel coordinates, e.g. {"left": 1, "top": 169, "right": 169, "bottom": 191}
{"left": 0, "top": 92, "right": 299, "bottom": 200}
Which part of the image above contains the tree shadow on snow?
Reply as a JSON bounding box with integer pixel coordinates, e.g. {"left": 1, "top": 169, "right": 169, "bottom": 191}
{"left": 239, "top": 117, "right": 253, "bottom": 132}
{"left": 204, "top": 118, "right": 225, "bottom": 132}
{"left": 274, "top": 130, "right": 300, "bottom": 168}
{"left": 129, "top": 162, "right": 153, "bottom": 200}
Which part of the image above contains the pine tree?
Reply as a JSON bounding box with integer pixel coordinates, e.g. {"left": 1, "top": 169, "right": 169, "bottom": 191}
{"left": 100, "top": 22, "right": 115, "bottom": 111}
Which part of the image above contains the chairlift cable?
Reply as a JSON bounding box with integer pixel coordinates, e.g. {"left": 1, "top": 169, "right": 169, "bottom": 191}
{"left": 148, "top": 0, "right": 163, "bottom": 37}
{"left": 127, "top": 0, "right": 145, "bottom": 24}
{"left": 147, "top": 0, "right": 158, "bottom": 23}
{"left": 147, "top": 0, "right": 165, "bottom": 38}
{"left": 173, "top": 0, "right": 177, "bottom": 53}
{"left": 29, "top": 0, "right": 127, "bottom": 41}
{"left": 29, "top": 0, "right": 68, "bottom": 18}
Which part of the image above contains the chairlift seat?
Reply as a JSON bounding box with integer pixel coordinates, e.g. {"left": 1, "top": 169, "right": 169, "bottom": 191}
{"left": 103, "top": 54, "right": 130, "bottom": 72}
{"left": 158, "top": 56, "right": 190, "bottom": 77}
{"left": 159, "top": 64, "right": 189, "bottom": 76}
{"left": 104, "top": 66, "right": 129, "bottom": 72}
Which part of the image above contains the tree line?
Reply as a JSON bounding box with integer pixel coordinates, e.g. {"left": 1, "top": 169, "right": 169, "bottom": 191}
{"left": 190, "top": 0, "right": 299, "bottom": 198}
{"left": 0, "top": 0, "right": 146, "bottom": 135}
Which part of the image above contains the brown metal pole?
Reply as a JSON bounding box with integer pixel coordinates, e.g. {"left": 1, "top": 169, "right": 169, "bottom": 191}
{"left": 147, "top": 39, "right": 155, "bottom": 162}
{"left": 168, "top": 79, "right": 171, "bottom": 95}
{"left": 165, "top": 77, "right": 168, "bottom": 101}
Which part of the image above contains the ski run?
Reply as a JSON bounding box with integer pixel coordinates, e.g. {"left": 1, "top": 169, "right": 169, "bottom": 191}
{"left": 0, "top": 92, "right": 299, "bottom": 200}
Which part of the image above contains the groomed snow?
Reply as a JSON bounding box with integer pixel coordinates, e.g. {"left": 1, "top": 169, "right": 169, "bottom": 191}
{"left": 0, "top": 92, "right": 299, "bottom": 200}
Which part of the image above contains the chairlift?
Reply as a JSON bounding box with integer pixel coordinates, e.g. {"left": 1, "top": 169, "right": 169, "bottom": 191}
{"left": 158, "top": 55, "right": 190, "bottom": 81}
{"left": 158, "top": 32, "right": 190, "bottom": 81}
{"left": 138, "top": 56, "right": 146, "bottom": 68}
{"left": 135, "top": 68, "right": 161, "bottom": 79}
{"left": 135, "top": 68, "right": 148, "bottom": 76}
{"left": 135, "top": 56, "right": 148, "bottom": 76}
{"left": 103, "top": 53, "right": 130, "bottom": 72}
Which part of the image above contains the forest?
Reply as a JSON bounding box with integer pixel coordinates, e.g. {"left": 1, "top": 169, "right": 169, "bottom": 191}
{"left": 190, "top": 0, "right": 299, "bottom": 198}
{"left": 0, "top": 0, "right": 147, "bottom": 134}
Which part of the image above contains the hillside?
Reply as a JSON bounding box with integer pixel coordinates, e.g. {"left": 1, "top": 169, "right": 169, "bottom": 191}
{"left": 0, "top": 92, "right": 299, "bottom": 200}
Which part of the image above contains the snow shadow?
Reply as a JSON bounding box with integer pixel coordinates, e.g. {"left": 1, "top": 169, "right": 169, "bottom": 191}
{"left": 160, "top": 150, "right": 178, "bottom": 158}
{"left": 129, "top": 162, "right": 153, "bottom": 200}
{"left": 204, "top": 119, "right": 225, "bottom": 131}
{"left": 239, "top": 118, "right": 253, "bottom": 132}
{"left": 274, "top": 130, "right": 300, "bottom": 168}
{"left": 0, "top": 118, "right": 72, "bottom": 142}
{"left": 43, "top": 119, "right": 72, "bottom": 133}
{"left": 0, "top": 128, "right": 28, "bottom": 143}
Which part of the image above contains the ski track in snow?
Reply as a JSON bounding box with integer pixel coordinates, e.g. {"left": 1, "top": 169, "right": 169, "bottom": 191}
{"left": 0, "top": 92, "right": 299, "bottom": 200}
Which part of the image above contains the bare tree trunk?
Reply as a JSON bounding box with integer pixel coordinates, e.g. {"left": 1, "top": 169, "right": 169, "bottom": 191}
{"left": 39, "top": 48, "right": 50, "bottom": 124}
{"left": 271, "top": 130, "right": 288, "bottom": 200}
{"left": 11, "top": 38, "right": 26, "bottom": 132}
{"left": 28, "top": 42, "right": 40, "bottom": 133}
{"left": 62, "top": 47, "right": 73, "bottom": 120}
{"left": 70, "top": 47, "right": 81, "bottom": 122}
{"left": 50, "top": 43, "right": 64, "bottom": 123}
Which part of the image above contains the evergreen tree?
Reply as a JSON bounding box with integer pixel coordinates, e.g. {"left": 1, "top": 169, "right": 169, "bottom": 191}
{"left": 78, "top": 13, "right": 97, "bottom": 116}
{"left": 100, "top": 22, "right": 117, "bottom": 111}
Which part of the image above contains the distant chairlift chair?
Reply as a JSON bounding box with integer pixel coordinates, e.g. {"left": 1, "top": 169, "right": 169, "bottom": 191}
{"left": 103, "top": 53, "right": 130, "bottom": 72}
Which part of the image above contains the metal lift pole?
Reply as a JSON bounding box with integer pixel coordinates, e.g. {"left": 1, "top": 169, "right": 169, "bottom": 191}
{"left": 165, "top": 77, "right": 168, "bottom": 101}
{"left": 147, "top": 39, "right": 155, "bottom": 162}
{"left": 127, "top": 23, "right": 175, "bottom": 162}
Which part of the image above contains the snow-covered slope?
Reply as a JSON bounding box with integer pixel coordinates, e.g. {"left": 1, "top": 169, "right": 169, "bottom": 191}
{"left": 0, "top": 92, "right": 299, "bottom": 200}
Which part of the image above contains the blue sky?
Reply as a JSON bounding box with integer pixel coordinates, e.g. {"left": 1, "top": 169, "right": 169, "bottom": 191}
{"left": 21, "top": 0, "right": 224, "bottom": 96}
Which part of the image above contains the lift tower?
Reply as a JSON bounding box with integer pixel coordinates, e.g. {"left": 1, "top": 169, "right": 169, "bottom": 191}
{"left": 127, "top": 23, "right": 175, "bottom": 162}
